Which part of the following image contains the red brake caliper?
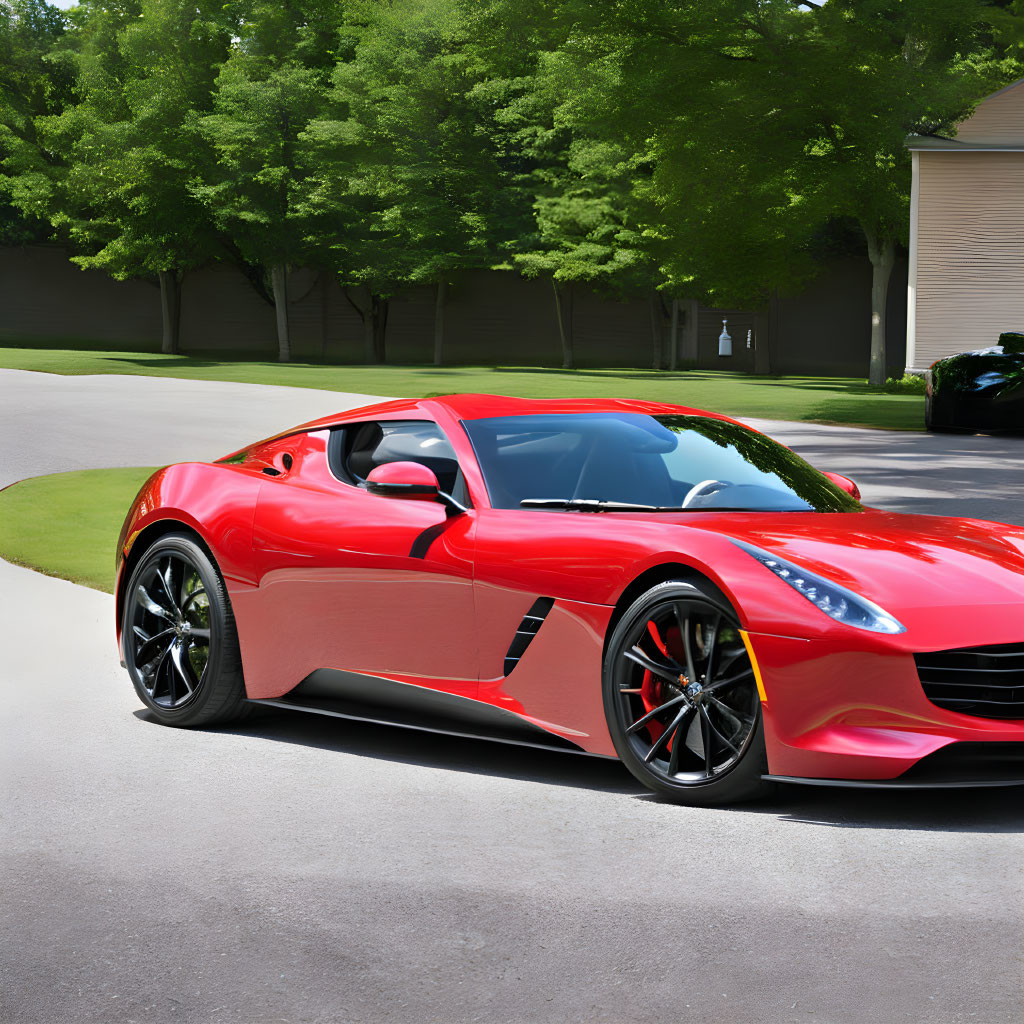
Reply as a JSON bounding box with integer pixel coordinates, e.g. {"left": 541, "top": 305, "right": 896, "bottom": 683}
{"left": 640, "top": 620, "right": 669, "bottom": 744}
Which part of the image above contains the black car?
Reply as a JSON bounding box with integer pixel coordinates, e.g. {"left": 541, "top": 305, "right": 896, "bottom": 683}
{"left": 926, "top": 333, "right": 1024, "bottom": 433}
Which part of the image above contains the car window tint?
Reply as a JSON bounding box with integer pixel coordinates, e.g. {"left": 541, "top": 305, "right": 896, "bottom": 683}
{"left": 462, "top": 413, "right": 861, "bottom": 513}
{"left": 334, "top": 420, "right": 469, "bottom": 503}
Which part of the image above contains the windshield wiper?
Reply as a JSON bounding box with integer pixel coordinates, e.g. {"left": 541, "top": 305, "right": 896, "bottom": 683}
{"left": 519, "top": 499, "right": 805, "bottom": 513}
{"left": 520, "top": 498, "right": 685, "bottom": 512}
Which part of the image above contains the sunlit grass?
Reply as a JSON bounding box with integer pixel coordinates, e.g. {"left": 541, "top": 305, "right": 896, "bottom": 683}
{"left": 0, "top": 467, "right": 158, "bottom": 592}
{"left": 0, "top": 345, "right": 924, "bottom": 430}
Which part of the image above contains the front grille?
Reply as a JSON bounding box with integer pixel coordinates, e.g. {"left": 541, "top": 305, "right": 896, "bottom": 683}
{"left": 915, "top": 643, "right": 1024, "bottom": 720}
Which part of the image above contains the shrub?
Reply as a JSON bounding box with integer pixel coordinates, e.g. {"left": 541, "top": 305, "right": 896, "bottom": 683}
{"left": 884, "top": 373, "right": 927, "bottom": 394}
{"left": 999, "top": 332, "right": 1024, "bottom": 354}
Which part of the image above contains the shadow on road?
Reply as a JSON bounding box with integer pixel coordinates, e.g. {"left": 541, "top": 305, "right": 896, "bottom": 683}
{"left": 757, "top": 785, "right": 1024, "bottom": 833}
{"left": 137, "top": 706, "right": 1024, "bottom": 832}
{"left": 135, "top": 706, "right": 643, "bottom": 795}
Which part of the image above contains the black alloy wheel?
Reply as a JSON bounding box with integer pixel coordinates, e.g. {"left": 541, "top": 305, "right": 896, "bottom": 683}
{"left": 123, "top": 533, "right": 247, "bottom": 727}
{"left": 603, "top": 580, "right": 768, "bottom": 805}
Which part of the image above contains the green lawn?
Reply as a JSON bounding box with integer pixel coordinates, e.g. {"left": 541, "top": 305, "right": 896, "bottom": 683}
{"left": 0, "top": 344, "right": 925, "bottom": 430}
{"left": 0, "top": 467, "right": 158, "bottom": 592}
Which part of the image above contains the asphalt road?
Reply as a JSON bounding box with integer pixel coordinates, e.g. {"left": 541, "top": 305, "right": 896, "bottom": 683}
{"left": 1, "top": 368, "right": 1023, "bottom": 1024}
{"left": 3, "top": 366, "right": 1024, "bottom": 522}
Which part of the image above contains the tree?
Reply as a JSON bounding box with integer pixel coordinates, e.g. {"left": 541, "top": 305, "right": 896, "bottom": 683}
{"left": 550, "top": 0, "right": 1018, "bottom": 382}
{"left": 510, "top": 54, "right": 663, "bottom": 369}
{"left": 298, "top": 0, "right": 505, "bottom": 365}
{"left": 4, "top": 0, "right": 232, "bottom": 354}
{"left": 752, "top": 0, "right": 1007, "bottom": 384}
{"left": 195, "top": 0, "right": 342, "bottom": 361}
{"left": 0, "top": 0, "right": 67, "bottom": 246}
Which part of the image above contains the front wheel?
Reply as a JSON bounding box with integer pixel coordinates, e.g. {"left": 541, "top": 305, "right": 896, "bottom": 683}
{"left": 603, "top": 581, "right": 768, "bottom": 805}
{"left": 123, "top": 533, "right": 248, "bottom": 727}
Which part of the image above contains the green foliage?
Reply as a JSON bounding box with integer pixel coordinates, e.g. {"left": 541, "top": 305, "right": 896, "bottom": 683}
{"left": 1, "top": 0, "right": 1023, "bottom": 370}
{"left": 0, "top": 0, "right": 68, "bottom": 244}
{"left": 40, "top": 0, "right": 232, "bottom": 279}
{"left": 297, "top": 0, "right": 501, "bottom": 290}
{"left": 884, "top": 374, "right": 927, "bottom": 394}
{"left": 193, "top": 0, "right": 342, "bottom": 273}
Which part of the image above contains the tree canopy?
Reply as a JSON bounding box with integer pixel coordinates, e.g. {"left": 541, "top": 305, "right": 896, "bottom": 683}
{"left": 2, "top": 0, "right": 1022, "bottom": 370}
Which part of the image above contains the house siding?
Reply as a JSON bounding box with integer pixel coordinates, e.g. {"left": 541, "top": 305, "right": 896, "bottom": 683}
{"left": 955, "top": 80, "right": 1024, "bottom": 144}
{"left": 911, "top": 150, "right": 1024, "bottom": 369}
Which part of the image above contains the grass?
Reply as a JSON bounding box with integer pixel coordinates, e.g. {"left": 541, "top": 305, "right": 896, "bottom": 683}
{"left": 0, "top": 467, "right": 158, "bottom": 593}
{"left": 0, "top": 344, "right": 925, "bottom": 430}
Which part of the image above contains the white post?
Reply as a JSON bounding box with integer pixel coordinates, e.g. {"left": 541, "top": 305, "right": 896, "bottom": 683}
{"left": 718, "top": 320, "right": 732, "bottom": 357}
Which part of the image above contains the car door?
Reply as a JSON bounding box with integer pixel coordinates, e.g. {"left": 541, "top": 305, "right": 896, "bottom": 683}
{"left": 240, "top": 419, "right": 478, "bottom": 702}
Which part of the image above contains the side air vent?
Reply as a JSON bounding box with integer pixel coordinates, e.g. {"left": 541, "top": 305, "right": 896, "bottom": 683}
{"left": 915, "top": 642, "right": 1024, "bottom": 720}
{"left": 504, "top": 598, "right": 555, "bottom": 676}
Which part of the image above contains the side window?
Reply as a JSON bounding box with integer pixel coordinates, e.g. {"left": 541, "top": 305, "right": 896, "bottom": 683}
{"left": 329, "top": 420, "right": 470, "bottom": 505}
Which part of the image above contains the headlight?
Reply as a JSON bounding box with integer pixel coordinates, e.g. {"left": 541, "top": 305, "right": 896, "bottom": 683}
{"left": 732, "top": 539, "right": 906, "bottom": 634}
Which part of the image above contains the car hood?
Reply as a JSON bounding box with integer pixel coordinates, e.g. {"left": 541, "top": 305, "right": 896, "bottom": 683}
{"left": 680, "top": 509, "right": 1024, "bottom": 646}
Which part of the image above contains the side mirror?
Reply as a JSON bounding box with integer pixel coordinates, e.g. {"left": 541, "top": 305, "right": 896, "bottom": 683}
{"left": 366, "top": 461, "right": 440, "bottom": 500}
{"left": 823, "top": 471, "right": 861, "bottom": 501}
{"left": 365, "top": 461, "right": 468, "bottom": 515}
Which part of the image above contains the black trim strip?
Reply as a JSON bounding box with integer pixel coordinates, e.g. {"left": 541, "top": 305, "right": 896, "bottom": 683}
{"left": 763, "top": 774, "right": 1024, "bottom": 790}
{"left": 249, "top": 695, "right": 609, "bottom": 757}
{"left": 409, "top": 521, "right": 449, "bottom": 559}
{"left": 368, "top": 481, "right": 438, "bottom": 496}
{"left": 247, "top": 667, "right": 609, "bottom": 757}
{"left": 504, "top": 598, "right": 555, "bottom": 676}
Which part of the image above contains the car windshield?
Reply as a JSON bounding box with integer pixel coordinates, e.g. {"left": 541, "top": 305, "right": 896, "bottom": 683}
{"left": 462, "top": 413, "right": 861, "bottom": 513}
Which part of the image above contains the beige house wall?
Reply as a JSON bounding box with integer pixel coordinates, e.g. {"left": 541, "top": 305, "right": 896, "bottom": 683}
{"left": 956, "top": 80, "right": 1024, "bottom": 144}
{"left": 907, "top": 76, "right": 1024, "bottom": 370}
{"left": 909, "top": 150, "right": 1024, "bottom": 369}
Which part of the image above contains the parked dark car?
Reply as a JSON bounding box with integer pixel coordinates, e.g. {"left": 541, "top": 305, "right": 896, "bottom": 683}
{"left": 926, "top": 334, "right": 1024, "bottom": 433}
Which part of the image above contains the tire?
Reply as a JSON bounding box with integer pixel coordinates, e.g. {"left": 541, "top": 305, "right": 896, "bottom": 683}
{"left": 122, "top": 532, "right": 248, "bottom": 727}
{"left": 925, "top": 394, "right": 972, "bottom": 434}
{"left": 603, "top": 580, "right": 768, "bottom": 806}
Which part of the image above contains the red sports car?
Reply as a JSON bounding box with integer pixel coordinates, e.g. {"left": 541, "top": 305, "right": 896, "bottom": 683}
{"left": 116, "top": 394, "right": 1024, "bottom": 804}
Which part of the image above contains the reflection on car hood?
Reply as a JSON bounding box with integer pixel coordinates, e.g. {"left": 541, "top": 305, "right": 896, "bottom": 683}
{"left": 696, "top": 509, "right": 1024, "bottom": 612}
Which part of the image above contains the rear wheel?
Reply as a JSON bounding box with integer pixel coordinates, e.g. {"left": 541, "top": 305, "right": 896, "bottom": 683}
{"left": 603, "top": 581, "right": 768, "bottom": 805}
{"left": 123, "top": 533, "right": 247, "bottom": 727}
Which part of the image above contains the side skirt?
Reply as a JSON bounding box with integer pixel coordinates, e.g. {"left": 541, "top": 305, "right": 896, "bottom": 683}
{"left": 248, "top": 667, "right": 612, "bottom": 759}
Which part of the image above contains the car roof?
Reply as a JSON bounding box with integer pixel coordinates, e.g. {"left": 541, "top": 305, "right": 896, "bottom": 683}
{"left": 228, "top": 393, "right": 745, "bottom": 458}
{"left": 292, "top": 393, "right": 736, "bottom": 432}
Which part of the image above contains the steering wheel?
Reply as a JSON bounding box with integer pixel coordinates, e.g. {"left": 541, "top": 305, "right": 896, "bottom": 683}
{"left": 682, "top": 479, "right": 730, "bottom": 508}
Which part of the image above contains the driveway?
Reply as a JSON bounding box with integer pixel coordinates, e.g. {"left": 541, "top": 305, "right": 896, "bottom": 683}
{"left": 2, "top": 368, "right": 1023, "bottom": 1024}
{"left": 3, "top": 366, "right": 1023, "bottom": 522}
{"left": 0, "top": 368, "right": 384, "bottom": 489}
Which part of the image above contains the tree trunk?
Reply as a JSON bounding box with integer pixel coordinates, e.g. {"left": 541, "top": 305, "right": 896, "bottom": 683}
{"left": 863, "top": 226, "right": 896, "bottom": 387}
{"left": 552, "top": 278, "right": 573, "bottom": 369}
{"left": 319, "top": 271, "right": 329, "bottom": 362}
{"left": 668, "top": 298, "right": 680, "bottom": 371}
{"left": 566, "top": 284, "right": 574, "bottom": 368}
{"left": 356, "top": 285, "right": 373, "bottom": 362}
{"left": 681, "top": 299, "right": 700, "bottom": 364}
{"left": 158, "top": 270, "right": 181, "bottom": 356}
{"left": 753, "top": 290, "right": 775, "bottom": 375}
{"left": 372, "top": 294, "right": 388, "bottom": 363}
{"left": 433, "top": 279, "right": 446, "bottom": 366}
{"left": 270, "top": 263, "right": 290, "bottom": 363}
{"left": 649, "top": 291, "right": 665, "bottom": 370}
